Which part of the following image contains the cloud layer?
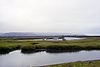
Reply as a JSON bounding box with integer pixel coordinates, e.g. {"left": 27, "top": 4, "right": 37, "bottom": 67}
{"left": 0, "top": 0, "right": 100, "bottom": 34}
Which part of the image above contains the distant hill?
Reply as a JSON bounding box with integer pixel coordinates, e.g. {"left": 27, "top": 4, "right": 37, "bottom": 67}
{"left": 0, "top": 32, "right": 37, "bottom": 36}
{"left": 0, "top": 32, "right": 85, "bottom": 36}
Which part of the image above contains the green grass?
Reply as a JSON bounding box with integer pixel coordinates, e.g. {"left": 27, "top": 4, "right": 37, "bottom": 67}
{"left": 0, "top": 37, "right": 100, "bottom": 54}
{"left": 41, "top": 60, "right": 100, "bottom": 67}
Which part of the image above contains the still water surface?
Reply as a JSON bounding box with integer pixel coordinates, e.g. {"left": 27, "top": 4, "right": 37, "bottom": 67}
{"left": 0, "top": 50, "right": 100, "bottom": 67}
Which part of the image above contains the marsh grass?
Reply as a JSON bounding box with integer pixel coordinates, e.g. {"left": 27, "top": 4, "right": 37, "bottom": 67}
{"left": 0, "top": 37, "right": 100, "bottom": 54}
{"left": 41, "top": 60, "right": 100, "bottom": 67}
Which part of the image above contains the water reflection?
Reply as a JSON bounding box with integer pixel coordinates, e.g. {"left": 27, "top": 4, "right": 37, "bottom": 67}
{"left": 0, "top": 50, "right": 100, "bottom": 67}
{"left": 21, "top": 50, "right": 40, "bottom": 54}
{"left": 1, "top": 49, "right": 100, "bottom": 55}
{"left": 0, "top": 48, "right": 81, "bottom": 55}
{"left": 0, "top": 51, "right": 9, "bottom": 55}
{"left": 21, "top": 50, "right": 80, "bottom": 54}
{"left": 46, "top": 49, "right": 80, "bottom": 53}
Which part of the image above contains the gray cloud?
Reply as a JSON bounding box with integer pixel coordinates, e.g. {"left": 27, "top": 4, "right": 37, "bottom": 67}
{"left": 0, "top": 0, "right": 100, "bottom": 34}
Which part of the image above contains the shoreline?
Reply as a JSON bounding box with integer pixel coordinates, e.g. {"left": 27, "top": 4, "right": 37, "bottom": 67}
{"left": 39, "top": 60, "right": 100, "bottom": 67}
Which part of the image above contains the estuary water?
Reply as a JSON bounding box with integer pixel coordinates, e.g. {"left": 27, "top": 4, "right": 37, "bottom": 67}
{"left": 0, "top": 50, "right": 100, "bottom": 67}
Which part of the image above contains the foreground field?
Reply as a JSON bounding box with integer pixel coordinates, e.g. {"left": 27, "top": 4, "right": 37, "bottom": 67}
{"left": 0, "top": 37, "right": 100, "bottom": 54}
{"left": 41, "top": 60, "right": 100, "bottom": 67}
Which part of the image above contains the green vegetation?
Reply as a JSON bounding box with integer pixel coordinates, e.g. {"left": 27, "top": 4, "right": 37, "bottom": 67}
{"left": 0, "top": 37, "right": 100, "bottom": 67}
{"left": 0, "top": 37, "right": 100, "bottom": 54}
{"left": 41, "top": 60, "right": 100, "bottom": 67}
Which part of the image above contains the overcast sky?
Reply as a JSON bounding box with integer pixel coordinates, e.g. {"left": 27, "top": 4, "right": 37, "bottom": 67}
{"left": 0, "top": 0, "right": 100, "bottom": 34}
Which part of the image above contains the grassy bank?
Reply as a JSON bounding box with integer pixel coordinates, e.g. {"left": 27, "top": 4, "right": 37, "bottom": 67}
{"left": 0, "top": 37, "right": 100, "bottom": 54}
{"left": 41, "top": 60, "right": 100, "bottom": 67}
